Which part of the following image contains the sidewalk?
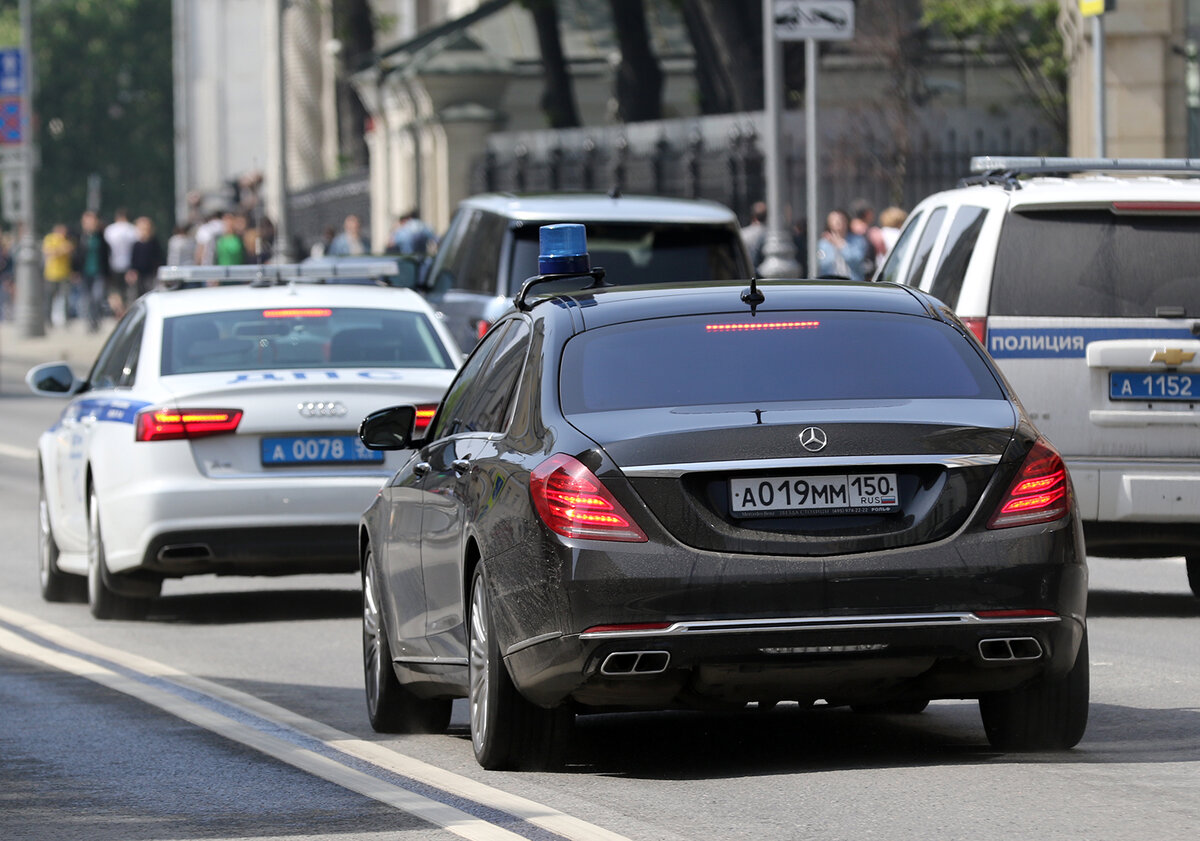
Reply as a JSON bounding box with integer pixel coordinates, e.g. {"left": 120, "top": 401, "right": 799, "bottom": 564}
{"left": 0, "top": 317, "right": 115, "bottom": 395}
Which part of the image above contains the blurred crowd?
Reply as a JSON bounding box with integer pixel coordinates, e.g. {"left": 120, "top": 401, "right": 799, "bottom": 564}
{"left": 740, "top": 198, "right": 909, "bottom": 282}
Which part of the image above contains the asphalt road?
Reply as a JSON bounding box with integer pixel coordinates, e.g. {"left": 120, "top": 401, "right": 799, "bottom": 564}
{"left": 1, "top": 346, "right": 1198, "bottom": 841}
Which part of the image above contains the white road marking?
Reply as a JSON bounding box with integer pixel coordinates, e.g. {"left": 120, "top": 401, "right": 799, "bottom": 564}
{"left": 0, "top": 441, "right": 37, "bottom": 460}
{"left": 0, "top": 605, "right": 640, "bottom": 841}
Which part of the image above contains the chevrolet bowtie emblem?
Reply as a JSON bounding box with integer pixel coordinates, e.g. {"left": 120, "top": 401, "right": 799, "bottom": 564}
{"left": 1151, "top": 348, "right": 1196, "bottom": 366}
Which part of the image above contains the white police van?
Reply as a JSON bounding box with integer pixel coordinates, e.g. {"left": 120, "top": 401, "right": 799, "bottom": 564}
{"left": 28, "top": 262, "right": 461, "bottom": 619}
{"left": 878, "top": 157, "right": 1200, "bottom": 596}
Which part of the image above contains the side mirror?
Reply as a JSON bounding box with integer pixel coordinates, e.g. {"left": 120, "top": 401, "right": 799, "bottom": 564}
{"left": 26, "top": 362, "right": 85, "bottom": 397}
{"left": 359, "top": 405, "right": 417, "bottom": 450}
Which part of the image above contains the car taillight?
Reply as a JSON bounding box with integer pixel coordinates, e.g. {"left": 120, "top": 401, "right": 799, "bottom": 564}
{"left": 414, "top": 403, "right": 437, "bottom": 435}
{"left": 530, "top": 454, "right": 647, "bottom": 542}
{"left": 476, "top": 319, "right": 492, "bottom": 340}
{"left": 136, "top": 408, "right": 243, "bottom": 442}
{"left": 961, "top": 316, "right": 987, "bottom": 346}
{"left": 987, "top": 438, "right": 1070, "bottom": 529}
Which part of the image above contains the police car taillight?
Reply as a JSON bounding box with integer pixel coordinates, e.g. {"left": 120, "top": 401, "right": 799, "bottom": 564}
{"left": 987, "top": 438, "right": 1070, "bottom": 529}
{"left": 475, "top": 319, "right": 491, "bottom": 340}
{"left": 414, "top": 404, "right": 437, "bottom": 434}
{"left": 136, "top": 408, "right": 243, "bottom": 441}
{"left": 961, "top": 316, "right": 987, "bottom": 345}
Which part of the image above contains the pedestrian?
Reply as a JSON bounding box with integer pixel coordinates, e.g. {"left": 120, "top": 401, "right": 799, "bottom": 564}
{"left": 215, "top": 212, "right": 246, "bottom": 265}
{"left": 877, "top": 205, "right": 908, "bottom": 262}
{"left": 849, "top": 198, "right": 886, "bottom": 279}
{"left": 105, "top": 209, "right": 139, "bottom": 318}
{"left": 193, "top": 210, "right": 224, "bottom": 265}
{"left": 166, "top": 223, "right": 197, "bottom": 267}
{"left": 740, "top": 201, "right": 768, "bottom": 272}
{"left": 76, "top": 210, "right": 111, "bottom": 332}
{"left": 387, "top": 209, "right": 437, "bottom": 256}
{"left": 815, "top": 209, "right": 869, "bottom": 281}
{"left": 41, "top": 222, "right": 74, "bottom": 327}
{"left": 126, "top": 216, "right": 165, "bottom": 301}
{"left": 328, "top": 214, "right": 368, "bottom": 256}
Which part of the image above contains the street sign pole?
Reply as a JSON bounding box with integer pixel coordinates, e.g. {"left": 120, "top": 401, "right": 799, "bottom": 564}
{"left": 757, "top": 0, "right": 801, "bottom": 278}
{"left": 15, "top": 0, "right": 42, "bottom": 338}
{"left": 769, "top": 0, "right": 855, "bottom": 279}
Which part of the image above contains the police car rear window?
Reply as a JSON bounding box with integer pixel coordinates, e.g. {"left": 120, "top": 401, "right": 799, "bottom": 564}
{"left": 991, "top": 209, "right": 1200, "bottom": 317}
{"left": 508, "top": 223, "right": 746, "bottom": 295}
{"left": 559, "top": 312, "right": 1002, "bottom": 414}
{"left": 161, "top": 308, "right": 456, "bottom": 375}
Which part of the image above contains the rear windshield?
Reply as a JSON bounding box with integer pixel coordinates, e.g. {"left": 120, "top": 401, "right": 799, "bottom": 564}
{"left": 509, "top": 223, "right": 747, "bottom": 295}
{"left": 161, "top": 307, "right": 456, "bottom": 375}
{"left": 560, "top": 312, "right": 1002, "bottom": 414}
{"left": 992, "top": 209, "right": 1200, "bottom": 317}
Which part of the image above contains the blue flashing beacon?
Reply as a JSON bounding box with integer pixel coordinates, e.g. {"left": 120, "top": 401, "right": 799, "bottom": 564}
{"left": 538, "top": 224, "right": 590, "bottom": 275}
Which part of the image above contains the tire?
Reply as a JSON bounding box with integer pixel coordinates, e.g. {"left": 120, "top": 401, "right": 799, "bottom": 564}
{"left": 468, "top": 565, "right": 573, "bottom": 771}
{"left": 852, "top": 699, "right": 930, "bottom": 715}
{"left": 361, "top": 546, "right": 451, "bottom": 734}
{"left": 979, "top": 628, "right": 1089, "bottom": 751}
{"left": 86, "top": 488, "right": 150, "bottom": 621}
{"left": 38, "top": 469, "right": 85, "bottom": 603}
{"left": 1186, "top": 556, "right": 1200, "bottom": 598}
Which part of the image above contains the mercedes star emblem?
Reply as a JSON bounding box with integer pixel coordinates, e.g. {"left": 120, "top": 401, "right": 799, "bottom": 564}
{"left": 799, "top": 426, "right": 828, "bottom": 452}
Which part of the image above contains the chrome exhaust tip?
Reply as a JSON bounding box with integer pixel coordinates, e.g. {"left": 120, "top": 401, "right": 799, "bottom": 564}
{"left": 978, "top": 637, "right": 1044, "bottom": 661}
{"left": 600, "top": 650, "right": 671, "bottom": 675}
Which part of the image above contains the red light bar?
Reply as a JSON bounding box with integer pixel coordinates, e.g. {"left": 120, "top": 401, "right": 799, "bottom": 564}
{"left": 706, "top": 321, "right": 820, "bottom": 332}
{"left": 262, "top": 308, "right": 332, "bottom": 318}
{"left": 582, "top": 622, "right": 672, "bottom": 635}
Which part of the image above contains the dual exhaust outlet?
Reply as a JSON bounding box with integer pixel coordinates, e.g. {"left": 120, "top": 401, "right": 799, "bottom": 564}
{"left": 600, "top": 650, "right": 670, "bottom": 675}
{"left": 978, "top": 636, "right": 1043, "bottom": 662}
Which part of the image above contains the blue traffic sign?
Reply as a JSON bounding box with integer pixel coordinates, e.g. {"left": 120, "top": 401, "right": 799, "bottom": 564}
{"left": 0, "top": 49, "right": 23, "bottom": 97}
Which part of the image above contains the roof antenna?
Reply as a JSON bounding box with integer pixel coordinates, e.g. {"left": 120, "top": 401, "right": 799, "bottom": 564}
{"left": 741, "top": 274, "right": 764, "bottom": 316}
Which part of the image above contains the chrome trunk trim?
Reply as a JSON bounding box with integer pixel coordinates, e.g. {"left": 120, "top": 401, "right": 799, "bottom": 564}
{"left": 620, "top": 454, "right": 1003, "bottom": 478}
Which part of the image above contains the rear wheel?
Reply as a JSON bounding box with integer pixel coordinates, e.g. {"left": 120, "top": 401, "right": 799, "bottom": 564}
{"left": 86, "top": 489, "right": 151, "bottom": 621}
{"left": 38, "top": 470, "right": 85, "bottom": 602}
{"left": 362, "top": 546, "right": 451, "bottom": 733}
{"left": 1186, "top": 556, "right": 1200, "bottom": 598}
{"left": 468, "top": 564, "right": 572, "bottom": 770}
{"left": 979, "top": 629, "right": 1089, "bottom": 751}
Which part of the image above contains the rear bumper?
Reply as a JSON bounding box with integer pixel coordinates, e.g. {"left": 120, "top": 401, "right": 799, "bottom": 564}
{"left": 494, "top": 516, "right": 1087, "bottom": 708}
{"left": 1068, "top": 458, "right": 1200, "bottom": 555}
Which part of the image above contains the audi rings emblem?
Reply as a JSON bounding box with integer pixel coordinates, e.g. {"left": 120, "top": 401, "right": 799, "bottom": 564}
{"left": 298, "top": 401, "right": 348, "bottom": 418}
{"left": 799, "top": 426, "right": 828, "bottom": 452}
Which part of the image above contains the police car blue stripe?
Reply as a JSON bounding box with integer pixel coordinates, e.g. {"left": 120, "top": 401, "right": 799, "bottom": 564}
{"left": 73, "top": 398, "right": 153, "bottom": 425}
{"left": 987, "top": 327, "right": 1196, "bottom": 359}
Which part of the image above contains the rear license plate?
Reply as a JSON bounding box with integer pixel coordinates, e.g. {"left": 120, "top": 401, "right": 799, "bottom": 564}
{"left": 730, "top": 473, "right": 899, "bottom": 517}
{"left": 261, "top": 435, "right": 384, "bottom": 465}
{"left": 1110, "top": 372, "right": 1198, "bottom": 401}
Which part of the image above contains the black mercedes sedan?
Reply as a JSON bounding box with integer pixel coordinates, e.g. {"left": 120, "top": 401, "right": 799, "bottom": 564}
{"left": 357, "top": 271, "right": 1088, "bottom": 770}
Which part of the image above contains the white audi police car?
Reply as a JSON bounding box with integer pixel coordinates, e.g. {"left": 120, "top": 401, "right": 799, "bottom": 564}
{"left": 28, "top": 263, "right": 461, "bottom": 619}
{"left": 878, "top": 157, "right": 1200, "bottom": 596}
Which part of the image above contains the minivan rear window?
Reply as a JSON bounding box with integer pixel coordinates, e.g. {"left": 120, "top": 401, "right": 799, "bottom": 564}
{"left": 559, "top": 312, "right": 1002, "bottom": 414}
{"left": 991, "top": 209, "right": 1200, "bottom": 317}
{"left": 509, "top": 223, "right": 745, "bottom": 294}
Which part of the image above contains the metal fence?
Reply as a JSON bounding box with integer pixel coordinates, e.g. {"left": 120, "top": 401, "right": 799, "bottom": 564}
{"left": 286, "top": 170, "right": 371, "bottom": 258}
{"left": 470, "top": 111, "right": 1058, "bottom": 228}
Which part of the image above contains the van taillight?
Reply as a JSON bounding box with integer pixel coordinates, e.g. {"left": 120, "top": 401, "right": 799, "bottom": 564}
{"left": 530, "top": 454, "right": 647, "bottom": 542}
{"left": 476, "top": 319, "right": 492, "bottom": 340}
{"left": 136, "top": 408, "right": 243, "bottom": 441}
{"left": 987, "top": 438, "right": 1071, "bottom": 529}
{"left": 961, "top": 316, "right": 988, "bottom": 346}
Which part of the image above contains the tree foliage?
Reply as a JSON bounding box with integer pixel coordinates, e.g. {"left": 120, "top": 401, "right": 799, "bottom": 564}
{"left": 923, "top": 0, "right": 1067, "bottom": 145}
{"left": 0, "top": 0, "right": 174, "bottom": 232}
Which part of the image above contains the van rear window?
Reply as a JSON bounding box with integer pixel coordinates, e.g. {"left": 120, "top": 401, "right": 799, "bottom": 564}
{"left": 991, "top": 209, "right": 1200, "bottom": 317}
{"left": 559, "top": 312, "right": 1002, "bottom": 414}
